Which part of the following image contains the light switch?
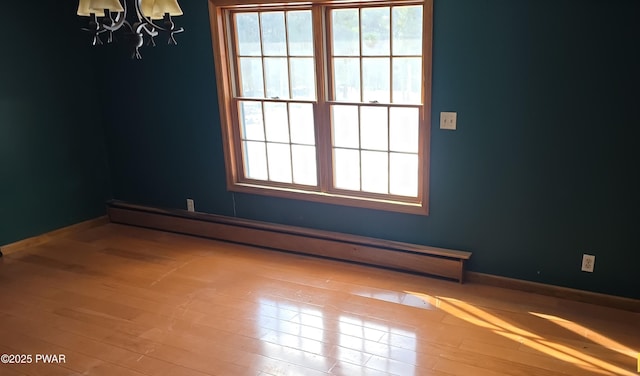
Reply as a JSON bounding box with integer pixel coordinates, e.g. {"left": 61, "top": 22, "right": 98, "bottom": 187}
{"left": 440, "top": 112, "right": 457, "bottom": 130}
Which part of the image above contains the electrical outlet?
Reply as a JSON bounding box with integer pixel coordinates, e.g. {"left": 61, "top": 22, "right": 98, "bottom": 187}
{"left": 186, "top": 198, "right": 195, "bottom": 212}
{"left": 581, "top": 254, "right": 595, "bottom": 272}
{"left": 440, "top": 112, "right": 457, "bottom": 130}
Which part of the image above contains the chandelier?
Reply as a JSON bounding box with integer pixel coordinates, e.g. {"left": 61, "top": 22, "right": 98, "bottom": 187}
{"left": 77, "top": 0, "right": 184, "bottom": 59}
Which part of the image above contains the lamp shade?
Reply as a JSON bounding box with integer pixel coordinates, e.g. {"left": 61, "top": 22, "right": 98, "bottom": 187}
{"left": 90, "top": 0, "right": 124, "bottom": 13}
{"left": 150, "top": 0, "right": 183, "bottom": 19}
{"left": 140, "top": 0, "right": 155, "bottom": 18}
{"left": 77, "top": 0, "right": 105, "bottom": 16}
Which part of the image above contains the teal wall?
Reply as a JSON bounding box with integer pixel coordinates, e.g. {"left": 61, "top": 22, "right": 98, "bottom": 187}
{"left": 0, "top": 2, "right": 111, "bottom": 245}
{"left": 99, "top": 0, "right": 639, "bottom": 298}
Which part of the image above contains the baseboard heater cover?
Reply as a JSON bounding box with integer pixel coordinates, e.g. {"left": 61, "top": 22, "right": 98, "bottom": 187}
{"left": 106, "top": 201, "right": 472, "bottom": 283}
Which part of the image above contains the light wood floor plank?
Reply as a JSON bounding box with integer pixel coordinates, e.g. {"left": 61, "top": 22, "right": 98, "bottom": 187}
{"left": 1, "top": 223, "right": 638, "bottom": 376}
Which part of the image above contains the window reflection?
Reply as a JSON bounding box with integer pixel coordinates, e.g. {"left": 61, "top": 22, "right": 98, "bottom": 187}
{"left": 338, "top": 315, "right": 417, "bottom": 375}
{"left": 257, "top": 298, "right": 328, "bottom": 371}
{"left": 256, "top": 297, "right": 418, "bottom": 375}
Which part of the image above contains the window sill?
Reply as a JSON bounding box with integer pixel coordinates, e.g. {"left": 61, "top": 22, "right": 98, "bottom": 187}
{"left": 229, "top": 182, "right": 428, "bottom": 215}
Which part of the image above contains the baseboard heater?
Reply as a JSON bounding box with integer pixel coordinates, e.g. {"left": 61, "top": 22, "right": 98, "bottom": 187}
{"left": 106, "top": 201, "right": 472, "bottom": 283}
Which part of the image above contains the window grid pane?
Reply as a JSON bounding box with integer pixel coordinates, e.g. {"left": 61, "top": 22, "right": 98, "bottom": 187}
{"left": 390, "top": 152, "right": 418, "bottom": 197}
{"left": 389, "top": 107, "right": 419, "bottom": 153}
{"left": 243, "top": 141, "right": 268, "bottom": 180}
{"left": 360, "top": 106, "right": 388, "bottom": 151}
{"left": 361, "top": 7, "right": 390, "bottom": 56}
{"left": 289, "top": 103, "right": 316, "bottom": 145}
{"left": 264, "top": 58, "right": 290, "bottom": 99}
{"left": 328, "top": 5, "right": 422, "bottom": 198}
{"left": 330, "top": 104, "right": 419, "bottom": 197}
{"left": 292, "top": 145, "right": 318, "bottom": 186}
{"left": 361, "top": 150, "right": 388, "bottom": 194}
{"left": 235, "top": 10, "right": 316, "bottom": 101}
{"left": 261, "top": 12, "right": 287, "bottom": 56}
{"left": 392, "top": 5, "right": 423, "bottom": 56}
{"left": 239, "top": 101, "right": 265, "bottom": 141}
{"left": 334, "top": 148, "right": 360, "bottom": 191}
{"left": 234, "top": 9, "right": 318, "bottom": 186}
{"left": 228, "top": 4, "right": 426, "bottom": 207}
{"left": 331, "top": 5, "right": 423, "bottom": 104}
{"left": 239, "top": 100, "right": 317, "bottom": 185}
{"left": 287, "top": 11, "right": 313, "bottom": 56}
{"left": 264, "top": 102, "right": 290, "bottom": 143}
{"left": 239, "top": 57, "right": 265, "bottom": 98}
{"left": 267, "top": 143, "right": 293, "bottom": 183}
{"left": 235, "top": 13, "right": 261, "bottom": 56}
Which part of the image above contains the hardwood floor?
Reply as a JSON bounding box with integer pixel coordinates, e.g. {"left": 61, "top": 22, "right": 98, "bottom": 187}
{"left": 0, "top": 223, "right": 638, "bottom": 375}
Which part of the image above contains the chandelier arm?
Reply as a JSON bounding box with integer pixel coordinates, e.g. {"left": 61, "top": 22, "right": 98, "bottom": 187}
{"left": 101, "top": 0, "right": 128, "bottom": 32}
{"left": 103, "top": 19, "right": 134, "bottom": 35}
{"left": 132, "top": 0, "right": 172, "bottom": 33}
{"left": 139, "top": 23, "right": 160, "bottom": 38}
{"left": 139, "top": 18, "right": 182, "bottom": 34}
{"left": 81, "top": 14, "right": 107, "bottom": 45}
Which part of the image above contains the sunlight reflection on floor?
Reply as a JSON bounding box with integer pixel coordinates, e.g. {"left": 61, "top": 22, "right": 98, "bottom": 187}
{"left": 405, "top": 291, "right": 637, "bottom": 376}
{"left": 529, "top": 311, "right": 637, "bottom": 359}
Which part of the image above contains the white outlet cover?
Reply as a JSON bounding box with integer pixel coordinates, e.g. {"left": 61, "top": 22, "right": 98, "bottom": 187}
{"left": 187, "top": 199, "right": 195, "bottom": 212}
{"left": 581, "top": 254, "right": 595, "bottom": 272}
{"left": 440, "top": 112, "right": 457, "bottom": 130}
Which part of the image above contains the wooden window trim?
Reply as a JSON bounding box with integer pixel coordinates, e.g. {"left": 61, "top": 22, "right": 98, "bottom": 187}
{"left": 208, "top": 0, "right": 433, "bottom": 215}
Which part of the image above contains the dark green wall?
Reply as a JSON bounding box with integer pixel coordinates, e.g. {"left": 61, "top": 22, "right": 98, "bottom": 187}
{"left": 100, "top": 0, "right": 639, "bottom": 299}
{"left": 0, "top": 2, "right": 111, "bottom": 245}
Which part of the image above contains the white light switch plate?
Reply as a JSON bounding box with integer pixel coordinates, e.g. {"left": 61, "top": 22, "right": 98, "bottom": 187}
{"left": 440, "top": 112, "right": 457, "bottom": 130}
